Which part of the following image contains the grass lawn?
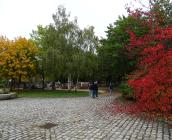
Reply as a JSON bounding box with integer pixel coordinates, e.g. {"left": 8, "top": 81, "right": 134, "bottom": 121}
{"left": 17, "top": 90, "right": 88, "bottom": 98}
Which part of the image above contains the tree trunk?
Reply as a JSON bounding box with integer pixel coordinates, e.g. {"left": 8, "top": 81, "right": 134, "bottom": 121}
{"left": 68, "top": 74, "right": 71, "bottom": 90}
{"left": 42, "top": 72, "right": 45, "bottom": 90}
{"left": 75, "top": 74, "right": 79, "bottom": 92}
{"left": 9, "top": 79, "right": 12, "bottom": 91}
{"left": 10, "top": 78, "right": 15, "bottom": 91}
{"left": 18, "top": 74, "right": 21, "bottom": 93}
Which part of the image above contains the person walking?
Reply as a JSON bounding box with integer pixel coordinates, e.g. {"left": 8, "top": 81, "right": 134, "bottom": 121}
{"left": 90, "top": 82, "right": 96, "bottom": 98}
{"left": 88, "top": 82, "right": 93, "bottom": 97}
{"left": 109, "top": 82, "right": 113, "bottom": 95}
{"left": 94, "top": 81, "right": 98, "bottom": 97}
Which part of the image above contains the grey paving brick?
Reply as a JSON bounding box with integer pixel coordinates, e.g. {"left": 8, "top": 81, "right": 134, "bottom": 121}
{"left": 0, "top": 96, "right": 171, "bottom": 140}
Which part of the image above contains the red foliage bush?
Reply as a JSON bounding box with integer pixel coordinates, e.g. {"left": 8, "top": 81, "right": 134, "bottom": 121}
{"left": 126, "top": 1, "right": 172, "bottom": 113}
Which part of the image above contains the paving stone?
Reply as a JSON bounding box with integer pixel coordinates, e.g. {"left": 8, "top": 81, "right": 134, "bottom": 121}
{"left": 0, "top": 96, "right": 171, "bottom": 140}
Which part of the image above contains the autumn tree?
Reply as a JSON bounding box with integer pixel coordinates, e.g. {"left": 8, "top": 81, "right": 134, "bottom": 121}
{"left": 126, "top": 0, "right": 172, "bottom": 112}
{"left": 0, "top": 36, "right": 38, "bottom": 90}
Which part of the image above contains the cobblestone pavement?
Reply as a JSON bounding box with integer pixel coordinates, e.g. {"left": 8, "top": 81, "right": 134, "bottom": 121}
{"left": 0, "top": 96, "right": 171, "bottom": 140}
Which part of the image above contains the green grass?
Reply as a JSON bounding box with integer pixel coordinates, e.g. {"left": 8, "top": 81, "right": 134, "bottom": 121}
{"left": 17, "top": 90, "right": 88, "bottom": 98}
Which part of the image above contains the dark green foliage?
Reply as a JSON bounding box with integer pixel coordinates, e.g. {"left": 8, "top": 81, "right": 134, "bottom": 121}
{"left": 119, "top": 82, "right": 133, "bottom": 97}
{"left": 0, "top": 79, "right": 6, "bottom": 88}
{"left": 98, "top": 15, "right": 149, "bottom": 83}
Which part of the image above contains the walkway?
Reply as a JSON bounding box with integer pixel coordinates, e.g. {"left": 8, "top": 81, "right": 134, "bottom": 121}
{"left": 0, "top": 95, "right": 171, "bottom": 140}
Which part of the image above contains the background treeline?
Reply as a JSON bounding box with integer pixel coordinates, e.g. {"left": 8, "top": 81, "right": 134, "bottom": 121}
{"left": 1, "top": 1, "right": 172, "bottom": 91}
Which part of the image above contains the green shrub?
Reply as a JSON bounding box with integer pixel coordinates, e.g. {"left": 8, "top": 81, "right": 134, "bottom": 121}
{"left": 0, "top": 79, "right": 9, "bottom": 94}
{"left": 119, "top": 82, "right": 133, "bottom": 97}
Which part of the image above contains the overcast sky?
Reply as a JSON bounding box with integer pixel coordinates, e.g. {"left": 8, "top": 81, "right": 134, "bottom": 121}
{"left": 0, "top": 0, "right": 140, "bottom": 39}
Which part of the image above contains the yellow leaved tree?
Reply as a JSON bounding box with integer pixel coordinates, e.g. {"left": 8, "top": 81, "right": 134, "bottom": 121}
{"left": 0, "top": 36, "right": 38, "bottom": 90}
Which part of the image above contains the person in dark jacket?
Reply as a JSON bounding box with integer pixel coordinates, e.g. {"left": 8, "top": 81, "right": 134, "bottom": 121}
{"left": 109, "top": 82, "right": 113, "bottom": 95}
{"left": 90, "top": 82, "right": 96, "bottom": 98}
{"left": 94, "top": 81, "right": 98, "bottom": 97}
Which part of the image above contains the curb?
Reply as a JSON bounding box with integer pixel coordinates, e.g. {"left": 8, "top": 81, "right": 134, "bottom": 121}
{"left": 0, "top": 93, "right": 17, "bottom": 100}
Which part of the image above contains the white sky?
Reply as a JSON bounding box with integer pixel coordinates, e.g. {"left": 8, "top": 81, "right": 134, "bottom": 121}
{"left": 0, "top": 0, "right": 141, "bottom": 39}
